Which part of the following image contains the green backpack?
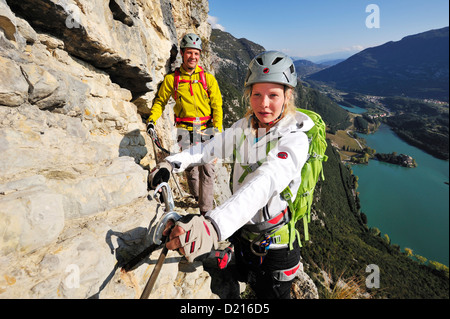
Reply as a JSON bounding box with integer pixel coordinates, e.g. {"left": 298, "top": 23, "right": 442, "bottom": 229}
{"left": 281, "top": 108, "right": 328, "bottom": 249}
{"left": 234, "top": 108, "right": 328, "bottom": 249}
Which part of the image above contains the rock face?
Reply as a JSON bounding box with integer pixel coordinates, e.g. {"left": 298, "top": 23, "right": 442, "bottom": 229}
{"left": 0, "top": 0, "right": 224, "bottom": 299}
{"left": 0, "top": 0, "right": 316, "bottom": 299}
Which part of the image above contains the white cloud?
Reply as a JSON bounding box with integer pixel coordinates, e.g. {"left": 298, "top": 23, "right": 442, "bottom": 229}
{"left": 208, "top": 15, "right": 225, "bottom": 31}
{"left": 341, "top": 45, "right": 366, "bottom": 52}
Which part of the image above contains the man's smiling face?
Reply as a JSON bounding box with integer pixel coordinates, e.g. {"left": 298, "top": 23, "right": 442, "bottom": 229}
{"left": 181, "top": 48, "right": 201, "bottom": 72}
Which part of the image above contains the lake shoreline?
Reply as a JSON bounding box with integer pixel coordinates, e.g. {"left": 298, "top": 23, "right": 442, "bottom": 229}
{"left": 351, "top": 124, "right": 449, "bottom": 266}
{"left": 329, "top": 104, "right": 449, "bottom": 266}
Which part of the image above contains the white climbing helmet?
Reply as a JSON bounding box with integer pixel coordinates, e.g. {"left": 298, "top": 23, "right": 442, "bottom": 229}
{"left": 245, "top": 51, "right": 297, "bottom": 88}
{"left": 180, "top": 33, "right": 202, "bottom": 51}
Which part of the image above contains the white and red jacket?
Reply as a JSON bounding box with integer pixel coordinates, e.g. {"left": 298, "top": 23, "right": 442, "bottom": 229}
{"left": 165, "top": 111, "right": 314, "bottom": 244}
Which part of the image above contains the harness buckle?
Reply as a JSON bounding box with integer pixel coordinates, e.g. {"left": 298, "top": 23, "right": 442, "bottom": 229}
{"left": 282, "top": 189, "right": 292, "bottom": 201}
{"left": 272, "top": 235, "right": 281, "bottom": 244}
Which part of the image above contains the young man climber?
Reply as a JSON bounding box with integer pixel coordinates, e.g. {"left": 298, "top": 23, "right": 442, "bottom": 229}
{"left": 147, "top": 33, "right": 223, "bottom": 215}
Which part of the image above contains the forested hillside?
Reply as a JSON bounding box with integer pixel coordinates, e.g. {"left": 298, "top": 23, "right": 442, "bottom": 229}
{"left": 308, "top": 27, "right": 449, "bottom": 101}
{"left": 296, "top": 84, "right": 351, "bottom": 132}
{"left": 303, "top": 146, "right": 448, "bottom": 298}
{"left": 210, "top": 28, "right": 351, "bottom": 131}
{"left": 382, "top": 97, "right": 449, "bottom": 160}
{"left": 210, "top": 28, "right": 449, "bottom": 299}
{"left": 210, "top": 29, "right": 265, "bottom": 128}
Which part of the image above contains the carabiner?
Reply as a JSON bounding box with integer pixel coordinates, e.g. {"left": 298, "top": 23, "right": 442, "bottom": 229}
{"left": 250, "top": 233, "right": 271, "bottom": 257}
{"left": 153, "top": 182, "right": 175, "bottom": 211}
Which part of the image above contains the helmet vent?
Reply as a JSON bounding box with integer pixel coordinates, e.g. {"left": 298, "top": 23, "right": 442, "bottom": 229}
{"left": 290, "top": 65, "right": 295, "bottom": 73}
{"left": 272, "top": 57, "right": 284, "bottom": 65}
{"left": 256, "top": 57, "right": 264, "bottom": 65}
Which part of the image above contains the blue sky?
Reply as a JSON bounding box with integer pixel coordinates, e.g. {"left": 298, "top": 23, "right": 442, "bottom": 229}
{"left": 208, "top": 0, "right": 449, "bottom": 62}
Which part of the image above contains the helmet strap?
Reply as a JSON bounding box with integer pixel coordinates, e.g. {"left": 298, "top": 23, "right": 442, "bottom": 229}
{"left": 265, "top": 103, "right": 285, "bottom": 126}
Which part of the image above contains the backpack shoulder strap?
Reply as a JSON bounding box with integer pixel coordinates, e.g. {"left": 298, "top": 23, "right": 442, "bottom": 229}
{"left": 173, "top": 68, "right": 181, "bottom": 100}
{"left": 197, "top": 66, "right": 209, "bottom": 96}
{"left": 173, "top": 66, "right": 209, "bottom": 99}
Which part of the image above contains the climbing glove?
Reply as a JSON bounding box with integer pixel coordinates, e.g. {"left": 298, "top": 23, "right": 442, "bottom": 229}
{"left": 214, "top": 244, "right": 234, "bottom": 269}
{"left": 146, "top": 121, "right": 155, "bottom": 135}
{"left": 174, "top": 214, "right": 218, "bottom": 263}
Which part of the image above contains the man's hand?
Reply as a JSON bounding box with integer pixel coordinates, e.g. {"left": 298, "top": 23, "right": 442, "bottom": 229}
{"left": 146, "top": 121, "right": 155, "bottom": 135}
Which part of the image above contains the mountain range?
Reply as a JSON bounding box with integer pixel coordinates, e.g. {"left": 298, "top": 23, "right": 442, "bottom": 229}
{"left": 307, "top": 27, "right": 449, "bottom": 101}
{"left": 293, "top": 59, "right": 329, "bottom": 78}
{"left": 210, "top": 29, "right": 265, "bottom": 127}
{"left": 209, "top": 28, "right": 449, "bottom": 299}
{"left": 210, "top": 29, "right": 350, "bottom": 131}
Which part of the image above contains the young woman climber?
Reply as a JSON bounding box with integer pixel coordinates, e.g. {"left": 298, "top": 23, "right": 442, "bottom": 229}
{"left": 150, "top": 51, "right": 315, "bottom": 299}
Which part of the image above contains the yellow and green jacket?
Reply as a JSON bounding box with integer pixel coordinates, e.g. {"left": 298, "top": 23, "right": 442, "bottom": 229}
{"left": 148, "top": 65, "right": 223, "bottom": 132}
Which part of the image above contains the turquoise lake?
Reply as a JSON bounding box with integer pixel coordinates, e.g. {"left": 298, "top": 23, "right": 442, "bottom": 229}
{"left": 348, "top": 118, "right": 449, "bottom": 266}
